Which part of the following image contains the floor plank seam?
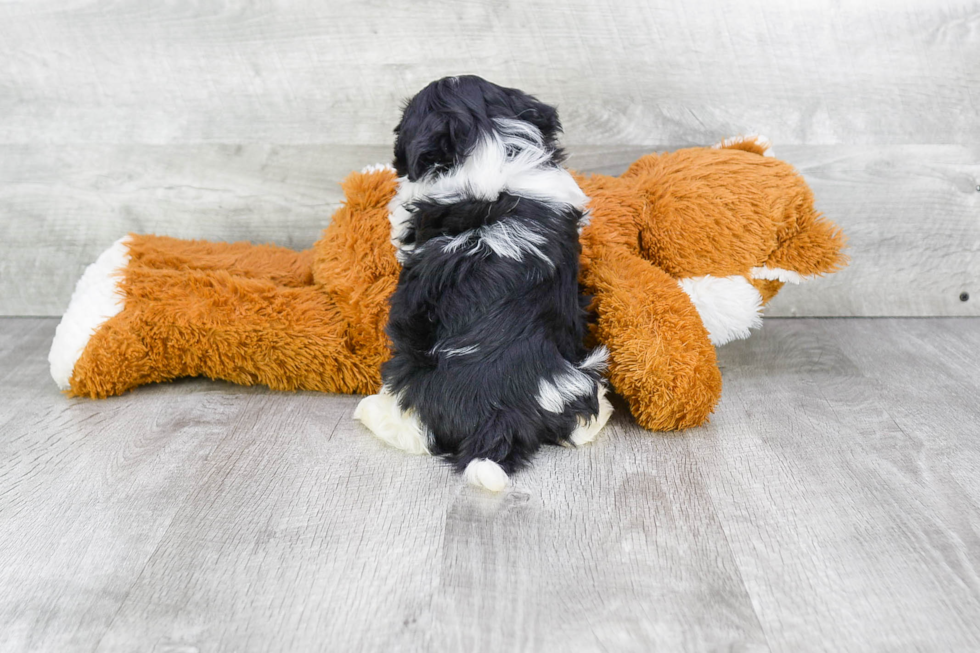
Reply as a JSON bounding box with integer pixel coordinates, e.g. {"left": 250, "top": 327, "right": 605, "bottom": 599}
{"left": 88, "top": 509, "right": 184, "bottom": 653}
{"left": 685, "top": 434, "right": 775, "bottom": 652}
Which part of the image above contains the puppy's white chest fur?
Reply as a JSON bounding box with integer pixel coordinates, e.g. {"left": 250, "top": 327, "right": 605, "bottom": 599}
{"left": 387, "top": 118, "right": 588, "bottom": 263}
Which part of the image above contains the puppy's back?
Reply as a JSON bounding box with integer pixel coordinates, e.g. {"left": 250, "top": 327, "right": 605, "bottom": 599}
{"left": 382, "top": 192, "right": 606, "bottom": 477}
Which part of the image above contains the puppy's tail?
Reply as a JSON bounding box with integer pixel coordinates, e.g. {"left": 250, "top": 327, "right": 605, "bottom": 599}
{"left": 456, "top": 410, "right": 528, "bottom": 492}
{"left": 463, "top": 458, "right": 510, "bottom": 492}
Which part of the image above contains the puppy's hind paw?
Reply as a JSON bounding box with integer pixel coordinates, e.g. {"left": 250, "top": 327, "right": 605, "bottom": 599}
{"left": 464, "top": 459, "right": 510, "bottom": 492}
{"left": 354, "top": 388, "right": 430, "bottom": 455}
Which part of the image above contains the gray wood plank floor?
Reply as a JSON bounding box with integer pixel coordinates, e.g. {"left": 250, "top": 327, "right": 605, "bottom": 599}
{"left": 1, "top": 317, "right": 979, "bottom": 652}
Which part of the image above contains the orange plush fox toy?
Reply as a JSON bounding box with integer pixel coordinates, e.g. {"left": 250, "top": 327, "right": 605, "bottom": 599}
{"left": 49, "top": 137, "right": 845, "bottom": 431}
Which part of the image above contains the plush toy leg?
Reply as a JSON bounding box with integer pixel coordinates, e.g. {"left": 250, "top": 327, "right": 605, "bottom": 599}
{"left": 50, "top": 234, "right": 337, "bottom": 394}
{"left": 310, "top": 169, "right": 401, "bottom": 375}
{"left": 125, "top": 234, "right": 315, "bottom": 286}
{"left": 63, "top": 263, "right": 382, "bottom": 399}
{"left": 53, "top": 170, "right": 401, "bottom": 399}
{"left": 584, "top": 247, "right": 722, "bottom": 431}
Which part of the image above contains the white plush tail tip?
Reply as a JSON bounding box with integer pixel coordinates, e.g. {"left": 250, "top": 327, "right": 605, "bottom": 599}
{"left": 464, "top": 459, "right": 510, "bottom": 492}
{"left": 48, "top": 236, "right": 131, "bottom": 390}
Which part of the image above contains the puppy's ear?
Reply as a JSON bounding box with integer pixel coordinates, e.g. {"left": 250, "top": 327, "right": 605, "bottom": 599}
{"left": 521, "top": 100, "right": 562, "bottom": 143}
{"left": 446, "top": 109, "right": 480, "bottom": 159}
{"left": 504, "top": 86, "right": 562, "bottom": 143}
{"left": 515, "top": 96, "right": 565, "bottom": 163}
{"left": 401, "top": 110, "right": 476, "bottom": 180}
{"left": 392, "top": 114, "right": 409, "bottom": 178}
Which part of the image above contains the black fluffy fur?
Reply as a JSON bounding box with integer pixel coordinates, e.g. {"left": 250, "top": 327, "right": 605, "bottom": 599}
{"left": 383, "top": 75, "right": 601, "bottom": 475}
{"left": 393, "top": 75, "right": 566, "bottom": 181}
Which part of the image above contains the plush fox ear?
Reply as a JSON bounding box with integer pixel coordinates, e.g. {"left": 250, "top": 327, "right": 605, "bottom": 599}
{"left": 712, "top": 134, "right": 774, "bottom": 157}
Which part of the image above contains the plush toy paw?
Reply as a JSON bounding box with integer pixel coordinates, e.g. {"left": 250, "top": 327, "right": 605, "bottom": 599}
{"left": 677, "top": 275, "right": 764, "bottom": 346}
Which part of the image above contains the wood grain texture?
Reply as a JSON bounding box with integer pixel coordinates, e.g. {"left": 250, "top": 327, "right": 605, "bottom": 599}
{"left": 747, "top": 145, "right": 980, "bottom": 317}
{"left": 1, "top": 317, "right": 979, "bottom": 651}
{"left": 692, "top": 318, "right": 980, "bottom": 650}
{"left": 2, "top": 0, "right": 978, "bottom": 316}
{"left": 2, "top": 144, "right": 977, "bottom": 317}
{"left": 0, "top": 144, "right": 390, "bottom": 315}
{"left": 0, "top": 320, "right": 270, "bottom": 651}
{"left": 0, "top": 0, "right": 977, "bottom": 145}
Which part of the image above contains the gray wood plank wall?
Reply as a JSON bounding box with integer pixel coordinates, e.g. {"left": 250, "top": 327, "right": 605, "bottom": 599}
{"left": 0, "top": 0, "right": 977, "bottom": 316}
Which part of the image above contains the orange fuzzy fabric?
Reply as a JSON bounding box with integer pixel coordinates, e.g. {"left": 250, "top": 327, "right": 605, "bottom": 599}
{"left": 65, "top": 142, "right": 846, "bottom": 430}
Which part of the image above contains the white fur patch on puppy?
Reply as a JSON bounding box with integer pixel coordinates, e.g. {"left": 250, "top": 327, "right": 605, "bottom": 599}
{"left": 464, "top": 458, "right": 510, "bottom": 492}
{"left": 712, "top": 134, "right": 774, "bottom": 157}
{"left": 387, "top": 180, "right": 423, "bottom": 261}
{"left": 750, "top": 266, "right": 811, "bottom": 284}
{"left": 469, "top": 220, "right": 553, "bottom": 268}
{"left": 49, "top": 236, "right": 131, "bottom": 390}
{"left": 387, "top": 118, "right": 589, "bottom": 263}
{"left": 678, "top": 275, "right": 764, "bottom": 346}
{"left": 353, "top": 387, "right": 431, "bottom": 455}
{"left": 440, "top": 118, "right": 588, "bottom": 209}
{"left": 430, "top": 343, "right": 480, "bottom": 358}
{"left": 536, "top": 347, "right": 609, "bottom": 414}
{"left": 570, "top": 383, "right": 614, "bottom": 446}
{"left": 536, "top": 363, "right": 596, "bottom": 414}
{"left": 577, "top": 345, "right": 609, "bottom": 373}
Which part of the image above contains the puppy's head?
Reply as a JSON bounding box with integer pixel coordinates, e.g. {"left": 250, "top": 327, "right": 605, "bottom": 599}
{"left": 393, "top": 75, "right": 563, "bottom": 181}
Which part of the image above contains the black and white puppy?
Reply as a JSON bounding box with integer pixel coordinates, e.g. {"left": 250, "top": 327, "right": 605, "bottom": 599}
{"left": 354, "top": 75, "right": 612, "bottom": 491}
